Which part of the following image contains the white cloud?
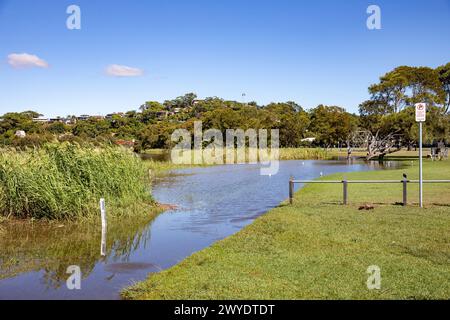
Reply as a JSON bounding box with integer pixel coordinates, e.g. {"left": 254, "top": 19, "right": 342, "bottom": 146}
{"left": 8, "top": 53, "right": 49, "bottom": 68}
{"left": 105, "top": 64, "right": 144, "bottom": 77}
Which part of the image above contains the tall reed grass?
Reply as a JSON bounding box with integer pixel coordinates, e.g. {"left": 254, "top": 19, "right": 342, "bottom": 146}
{"left": 279, "top": 148, "right": 331, "bottom": 160}
{"left": 0, "top": 144, "right": 153, "bottom": 220}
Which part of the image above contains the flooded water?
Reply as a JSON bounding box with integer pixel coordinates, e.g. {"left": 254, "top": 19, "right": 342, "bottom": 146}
{"left": 0, "top": 160, "right": 404, "bottom": 300}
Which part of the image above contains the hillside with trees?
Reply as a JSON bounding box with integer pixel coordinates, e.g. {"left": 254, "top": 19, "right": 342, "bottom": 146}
{"left": 1, "top": 63, "right": 449, "bottom": 158}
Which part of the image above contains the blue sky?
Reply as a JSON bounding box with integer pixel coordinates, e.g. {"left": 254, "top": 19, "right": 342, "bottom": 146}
{"left": 0, "top": 0, "right": 449, "bottom": 117}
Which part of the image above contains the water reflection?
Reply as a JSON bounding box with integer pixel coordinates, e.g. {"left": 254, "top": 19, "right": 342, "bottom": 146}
{"left": 139, "top": 151, "right": 170, "bottom": 162}
{"left": 0, "top": 215, "right": 156, "bottom": 299}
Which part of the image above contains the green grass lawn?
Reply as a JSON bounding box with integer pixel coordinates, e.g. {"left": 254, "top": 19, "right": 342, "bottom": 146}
{"left": 123, "top": 160, "right": 450, "bottom": 300}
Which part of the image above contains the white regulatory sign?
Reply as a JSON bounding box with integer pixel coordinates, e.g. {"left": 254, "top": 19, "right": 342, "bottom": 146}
{"left": 415, "top": 103, "right": 427, "bottom": 122}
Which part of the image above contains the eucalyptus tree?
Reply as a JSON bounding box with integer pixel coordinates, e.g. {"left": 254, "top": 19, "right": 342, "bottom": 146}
{"left": 369, "top": 66, "right": 445, "bottom": 113}
{"left": 308, "top": 105, "right": 358, "bottom": 148}
{"left": 436, "top": 63, "right": 450, "bottom": 113}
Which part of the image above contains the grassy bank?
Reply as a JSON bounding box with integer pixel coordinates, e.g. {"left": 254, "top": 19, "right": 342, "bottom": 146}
{"left": 0, "top": 144, "right": 154, "bottom": 220}
{"left": 123, "top": 160, "right": 450, "bottom": 300}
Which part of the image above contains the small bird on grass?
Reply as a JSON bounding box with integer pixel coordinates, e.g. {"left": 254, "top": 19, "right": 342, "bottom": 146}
{"left": 359, "top": 204, "right": 375, "bottom": 211}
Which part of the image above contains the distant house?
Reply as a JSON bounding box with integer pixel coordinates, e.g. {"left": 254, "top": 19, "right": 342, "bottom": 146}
{"left": 76, "top": 115, "right": 105, "bottom": 121}
{"left": 64, "top": 118, "right": 76, "bottom": 125}
{"left": 192, "top": 99, "right": 204, "bottom": 105}
{"left": 33, "top": 117, "right": 50, "bottom": 123}
{"left": 115, "top": 139, "right": 135, "bottom": 148}
{"left": 15, "top": 130, "right": 26, "bottom": 138}
{"left": 301, "top": 137, "right": 316, "bottom": 143}
{"left": 156, "top": 111, "right": 169, "bottom": 119}
{"left": 106, "top": 112, "right": 125, "bottom": 120}
{"left": 77, "top": 115, "right": 90, "bottom": 121}
{"left": 49, "top": 118, "right": 64, "bottom": 123}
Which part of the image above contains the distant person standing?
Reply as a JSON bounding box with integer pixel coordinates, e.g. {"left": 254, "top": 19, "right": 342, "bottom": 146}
{"left": 347, "top": 146, "right": 353, "bottom": 160}
{"left": 437, "top": 141, "right": 445, "bottom": 160}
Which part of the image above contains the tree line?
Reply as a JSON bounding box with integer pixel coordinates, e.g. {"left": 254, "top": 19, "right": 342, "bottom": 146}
{"left": 1, "top": 63, "right": 449, "bottom": 153}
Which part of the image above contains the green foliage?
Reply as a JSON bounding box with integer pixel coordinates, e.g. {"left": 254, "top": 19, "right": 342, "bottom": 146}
{"left": 0, "top": 144, "right": 153, "bottom": 219}
{"left": 359, "top": 63, "right": 450, "bottom": 145}
{"left": 309, "top": 105, "right": 358, "bottom": 146}
{"left": 136, "top": 121, "right": 179, "bottom": 150}
{"left": 72, "top": 118, "right": 110, "bottom": 138}
{"left": 11, "top": 133, "right": 55, "bottom": 149}
{"left": 164, "top": 92, "right": 197, "bottom": 109}
{"left": 46, "top": 122, "right": 68, "bottom": 134}
{"left": 436, "top": 62, "right": 450, "bottom": 113}
{"left": 0, "top": 112, "right": 42, "bottom": 137}
{"left": 368, "top": 66, "right": 445, "bottom": 114}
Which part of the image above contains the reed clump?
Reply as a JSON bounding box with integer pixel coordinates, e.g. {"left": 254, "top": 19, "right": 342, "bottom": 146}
{"left": 279, "top": 148, "right": 331, "bottom": 160}
{"left": 0, "top": 143, "right": 153, "bottom": 220}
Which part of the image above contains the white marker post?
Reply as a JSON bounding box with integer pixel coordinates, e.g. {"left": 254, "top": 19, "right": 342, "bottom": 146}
{"left": 100, "top": 198, "right": 107, "bottom": 256}
{"left": 415, "top": 103, "right": 427, "bottom": 208}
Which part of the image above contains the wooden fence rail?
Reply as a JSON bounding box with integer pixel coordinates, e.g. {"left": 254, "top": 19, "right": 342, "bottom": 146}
{"left": 289, "top": 177, "right": 450, "bottom": 206}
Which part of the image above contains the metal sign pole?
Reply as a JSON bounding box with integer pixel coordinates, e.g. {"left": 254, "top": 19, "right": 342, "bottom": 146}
{"left": 419, "top": 122, "right": 423, "bottom": 208}
{"left": 415, "top": 103, "right": 426, "bottom": 209}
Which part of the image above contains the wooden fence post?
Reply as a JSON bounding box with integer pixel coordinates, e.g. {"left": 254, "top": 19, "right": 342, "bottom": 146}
{"left": 402, "top": 177, "right": 408, "bottom": 206}
{"left": 100, "top": 198, "right": 107, "bottom": 257}
{"left": 289, "top": 177, "right": 294, "bottom": 205}
{"left": 343, "top": 179, "right": 348, "bottom": 205}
